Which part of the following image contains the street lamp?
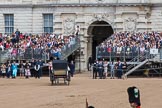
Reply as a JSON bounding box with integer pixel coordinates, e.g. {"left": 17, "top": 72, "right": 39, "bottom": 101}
{"left": 78, "top": 33, "right": 81, "bottom": 73}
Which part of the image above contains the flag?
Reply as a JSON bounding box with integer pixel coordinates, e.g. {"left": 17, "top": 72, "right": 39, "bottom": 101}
{"left": 86, "top": 98, "right": 88, "bottom": 108}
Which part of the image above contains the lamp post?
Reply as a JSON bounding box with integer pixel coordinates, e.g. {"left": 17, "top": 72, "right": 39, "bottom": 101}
{"left": 79, "top": 35, "right": 81, "bottom": 73}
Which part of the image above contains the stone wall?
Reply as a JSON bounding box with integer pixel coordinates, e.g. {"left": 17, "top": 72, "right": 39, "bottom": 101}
{"left": 115, "top": 6, "right": 150, "bottom": 32}
{"left": 0, "top": 7, "right": 32, "bottom": 33}
{"left": 0, "top": 0, "right": 162, "bottom": 71}
{"left": 150, "top": 6, "right": 162, "bottom": 31}
{"left": 0, "top": 0, "right": 162, "bottom": 4}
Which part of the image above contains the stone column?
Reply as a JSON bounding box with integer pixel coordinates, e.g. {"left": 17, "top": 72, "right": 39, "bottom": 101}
{"left": 54, "top": 13, "right": 62, "bottom": 34}
{"left": 75, "top": 13, "right": 90, "bottom": 71}
{"left": 114, "top": 12, "right": 123, "bottom": 32}
{"left": 135, "top": 6, "right": 151, "bottom": 32}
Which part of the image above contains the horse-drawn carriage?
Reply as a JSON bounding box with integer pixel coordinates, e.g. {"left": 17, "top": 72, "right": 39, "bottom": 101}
{"left": 50, "top": 60, "right": 70, "bottom": 85}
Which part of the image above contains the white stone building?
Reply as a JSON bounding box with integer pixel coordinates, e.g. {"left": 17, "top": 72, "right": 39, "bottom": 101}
{"left": 0, "top": 0, "right": 162, "bottom": 71}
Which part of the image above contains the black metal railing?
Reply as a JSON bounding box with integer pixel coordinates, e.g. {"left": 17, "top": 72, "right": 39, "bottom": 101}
{"left": 4, "top": 48, "right": 49, "bottom": 61}
{"left": 96, "top": 46, "right": 154, "bottom": 62}
{"left": 0, "top": 36, "right": 80, "bottom": 63}
{"left": 59, "top": 35, "right": 80, "bottom": 60}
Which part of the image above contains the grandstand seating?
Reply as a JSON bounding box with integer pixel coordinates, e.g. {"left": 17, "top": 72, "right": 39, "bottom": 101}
{"left": 96, "top": 31, "right": 162, "bottom": 77}
{"left": 0, "top": 33, "right": 80, "bottom": 63}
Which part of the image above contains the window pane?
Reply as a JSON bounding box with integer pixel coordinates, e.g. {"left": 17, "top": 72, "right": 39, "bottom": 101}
{"left": 10, "top": 21, "right": 14, "bottom": 26}
{"left": 5, "top": 21, "right": 10, "bottom": 26}
{"left": 44, "top": 19, "right": 48, "bottom": 22}
{"left": 43, "top": 14, "right": 53, "bottom": 33}
{"left": 49, "top": 18, "right": 53, "bottom": 22}
{"left": 48, "top": 27, "right": 50, "bottom": 33}
{"left": 44, "top": 27, "right": 48, "bottom": 33}
{"left": 10, "top": 27, "right": 14, "bottom": 34}
{"left": 9, "top": 28, "right": 12, "bottom": 34}
{"left": 44, "top": 15, "right": 48, "bottom": 20}
{"left": 44, "top": 21, "right": 48, "bottom": 27}
{"left": 5, "top": 27, "right": 9, "bottom": 33}
{"left": 4, "top": 14, "right": 14, "bottom": 34}
{"left": 46, "top": 27, "right": 49, "bottom": 33}
{"left": 5, "top": 15, "right": 9, "bottom": 21}
{"left": 49, "top": 21, "right": 53, "bottom": 27}
{"left": 49, "top": 27, "right": 53, "bottom": 33}
{"left": 10, "top": 16, "right": 13, "bottom": 21}
{"left": 49, "top": 15, "right": 53, "bottom": 19}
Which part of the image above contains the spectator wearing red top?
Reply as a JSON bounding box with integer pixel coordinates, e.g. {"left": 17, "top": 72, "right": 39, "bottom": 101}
{"left": 5, "top": 42, "right": 10, "bottom": 49}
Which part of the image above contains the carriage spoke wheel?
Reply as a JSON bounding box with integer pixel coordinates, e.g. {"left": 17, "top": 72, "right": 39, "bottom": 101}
{"left": 51, "top": 80, "right": 54, "bottom": 85}
{"left": 67, "top": 80, "right": 70, "bottom": 85}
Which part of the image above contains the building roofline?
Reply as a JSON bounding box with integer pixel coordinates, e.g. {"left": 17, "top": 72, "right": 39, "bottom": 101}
{"left": 1, "top": 3, "right": 162, "bottom": 8}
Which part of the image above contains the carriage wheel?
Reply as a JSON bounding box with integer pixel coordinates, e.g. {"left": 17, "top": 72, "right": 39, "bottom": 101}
{"left": 55, "top": 78, "right": 59, "bottom": 84}
{"left": 67, "top": 80, "right": 70, "bottom": 85}
{"left": 64, "top": 78, "right": 66, "bottom": 84}
{"left": 54, "top": 78, "right": 57, "bottom": 85}
{"left": 67, "top": 75, "right": 71, "bottom": 81}
{"left": 51, "top": 80, "right": 54, "bottom": 85}
{"left": 66, "top": 80, "right": 70, "bottom": 86}
{"left": 66, "top": 75, "right": 70, "bottom": 85}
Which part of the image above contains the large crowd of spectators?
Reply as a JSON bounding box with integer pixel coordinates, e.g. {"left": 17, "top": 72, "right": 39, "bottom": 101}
{"left": 0, "top": 29, "right": 79, "bottom": 60}
{"left": 0, "top": 58, "right": 44, "bottom": 79}
{"left": 0, "top": 26, "right": 80, "bottom": 78}
{"left": 97, "top": 31, "right": 162, "bottom": 59}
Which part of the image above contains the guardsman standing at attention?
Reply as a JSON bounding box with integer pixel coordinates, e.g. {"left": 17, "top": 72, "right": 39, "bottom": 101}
{"left": 92, "top": 60, "right": 98, "bottom": 79}
{"left": 98, "top": 60, "right": 103, "bottom": 79}
{"left": 127, "top": 86, "right": 141, "bottom": 108}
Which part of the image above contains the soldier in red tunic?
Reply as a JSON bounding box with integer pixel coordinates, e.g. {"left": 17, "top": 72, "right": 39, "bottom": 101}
{"left": 127, "top": 86, "right": 141, "bottom": 108}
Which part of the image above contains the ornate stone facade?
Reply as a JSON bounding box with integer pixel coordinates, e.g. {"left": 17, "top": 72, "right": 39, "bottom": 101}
{"left": 63, "top": 18, "right": 75, "bottom": 35}
{"left": 0, "top": 0, "right": 162, "bottom": 71}
{"left": 94, "top": 13, "right": 110, "bottom": 22}
{"left": 124, "top": 17, "right": 137, "bottom": 32}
